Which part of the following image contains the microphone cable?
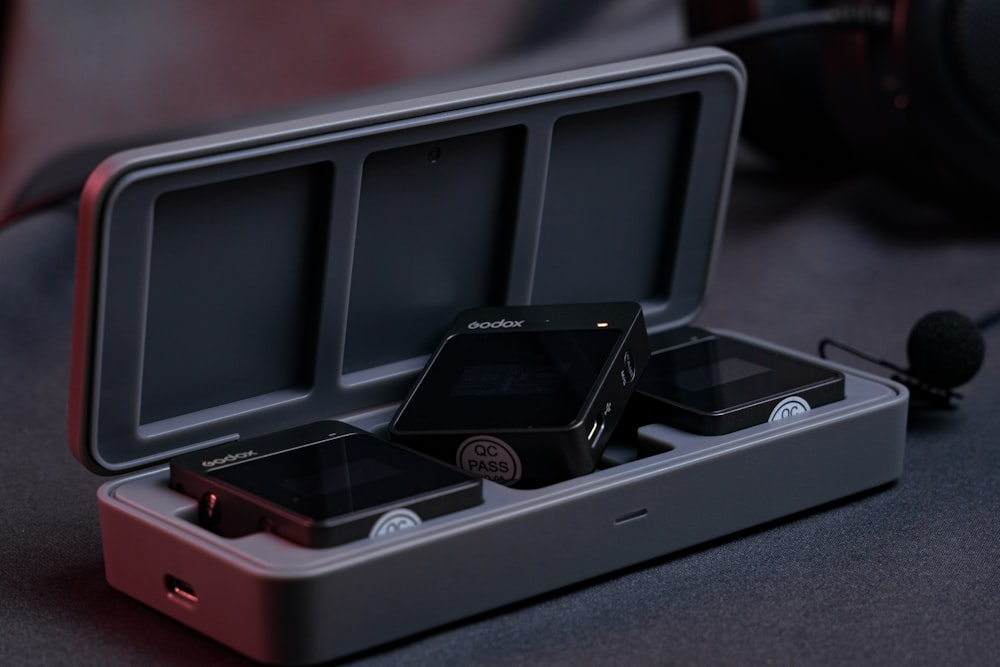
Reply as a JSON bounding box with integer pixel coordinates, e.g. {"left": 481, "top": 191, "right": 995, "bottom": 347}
{"left": 686, "top": 5, "right": 894, "bottom": 49}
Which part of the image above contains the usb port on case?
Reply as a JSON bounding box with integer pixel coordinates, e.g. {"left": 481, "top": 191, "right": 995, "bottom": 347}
{"left": 165, "top": 575, "right": 198, "bottom": 606}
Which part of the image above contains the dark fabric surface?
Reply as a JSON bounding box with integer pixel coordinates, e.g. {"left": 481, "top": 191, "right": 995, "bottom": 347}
{"left": 1, "top": 165, "right": 998, "bottom": 666}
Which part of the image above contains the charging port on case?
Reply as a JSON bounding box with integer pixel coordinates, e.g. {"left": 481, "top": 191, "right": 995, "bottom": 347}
{"left": 165, "top": 575, "right": 198, "bottom": 607}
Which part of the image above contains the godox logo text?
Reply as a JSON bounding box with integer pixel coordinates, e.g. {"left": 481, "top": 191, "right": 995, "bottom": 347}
{"left": 467, "top": 319, "right": 525, "bottom": 330}
{"left": 202, "top": 450, "right": 259, "bottom": 468}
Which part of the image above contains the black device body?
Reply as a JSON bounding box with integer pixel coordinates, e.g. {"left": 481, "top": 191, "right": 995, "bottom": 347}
{"left": 627, "top": 328, "right": 845, "bottom": 436}
{"left": 387, "top": 302, "right": 650, "bottom": 488}
{"left": 169, "top": 420, "right": 483, "bottom": 548}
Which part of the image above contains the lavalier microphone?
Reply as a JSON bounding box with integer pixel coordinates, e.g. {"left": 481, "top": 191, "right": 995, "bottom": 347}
{"left": 819, "top": 310, "right": 986, "bottom": 408}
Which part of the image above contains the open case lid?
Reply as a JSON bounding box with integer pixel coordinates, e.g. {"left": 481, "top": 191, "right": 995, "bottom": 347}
{"left": 68, "top": 48, "right": 745, "bottom": 475}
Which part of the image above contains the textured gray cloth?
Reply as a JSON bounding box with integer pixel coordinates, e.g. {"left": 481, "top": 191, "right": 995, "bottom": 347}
{"left": 1, "top": 166, "right": 998, "bottom": 666}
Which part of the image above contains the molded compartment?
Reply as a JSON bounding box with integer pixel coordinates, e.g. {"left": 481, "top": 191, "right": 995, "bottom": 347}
{"left": 98, "top": 356, "right": 906, "bottom": 665}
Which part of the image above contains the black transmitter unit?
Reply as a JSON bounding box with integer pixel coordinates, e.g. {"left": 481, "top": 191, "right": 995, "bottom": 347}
{"left": 169, "top": 421, "right": 483, "bottom": 548}
{"left": 628, "top": 327, "right": 845, "bottom": 436}
{"left": 387, "top": 302, "right": 650, "bottom": 488}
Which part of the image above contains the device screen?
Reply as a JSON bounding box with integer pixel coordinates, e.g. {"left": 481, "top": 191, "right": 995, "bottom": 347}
{"left": 394, "top": 329, "right": 621, "bottom": 431}
{"left": 639, "top": 335, "right": 841, "bottom": 412}
{"left": 672, "top": 356, "right": 771, "bottom": 393}
{"left": 207, "top": 433, "right": 475, "bottom": 520}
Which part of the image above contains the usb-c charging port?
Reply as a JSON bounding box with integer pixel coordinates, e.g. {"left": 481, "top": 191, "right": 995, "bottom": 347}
{"left": 587, "top": 413, "right": 606, "bottom": 446}
{"left": 165, "top": 575, "right": 198, "bottom": 606}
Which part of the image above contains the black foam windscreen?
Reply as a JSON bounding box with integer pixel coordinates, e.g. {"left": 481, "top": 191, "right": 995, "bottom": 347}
{"left": 819, "top": 308, "right": 986, "bottom": 408}
{"left": 906, "top": 310, "right": 985, "bottom": 390}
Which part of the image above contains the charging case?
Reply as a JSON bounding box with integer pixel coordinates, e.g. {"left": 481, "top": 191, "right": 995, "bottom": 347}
{"left": 68, "top": 48, "right": 907, "bottom": 666}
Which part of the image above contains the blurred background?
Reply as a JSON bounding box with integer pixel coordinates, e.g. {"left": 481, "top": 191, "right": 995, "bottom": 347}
{"left": 2, "top": 1, "right": 997, "bottom": 228}
{"left": 0, "top": 0, "right": 688, "bottom": 224}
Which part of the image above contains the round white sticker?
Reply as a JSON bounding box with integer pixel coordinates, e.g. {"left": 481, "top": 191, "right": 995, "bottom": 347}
{"left": 369, "top": 508, "right": 422, "bottom": 538}
{"left": 768, "top": 396, "right": 812, "bottom": 423}
{"left": 456, "top": 435, "right": 522, "bottom": 485}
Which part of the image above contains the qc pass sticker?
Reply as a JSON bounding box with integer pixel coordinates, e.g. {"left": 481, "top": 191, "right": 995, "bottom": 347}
{"left": 768, "top": 395, "right": 812, "bottom": 422}
{"left": 369, "top": 508, "right": 422, "bottom": 538}
{"left": 456, "top": 435, "right": 522, "bottom": 485}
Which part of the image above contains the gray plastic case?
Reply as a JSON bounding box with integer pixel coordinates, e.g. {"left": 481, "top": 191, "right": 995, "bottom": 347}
{"left": 68, "top": 49, "right": 908, "bottom": 666}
